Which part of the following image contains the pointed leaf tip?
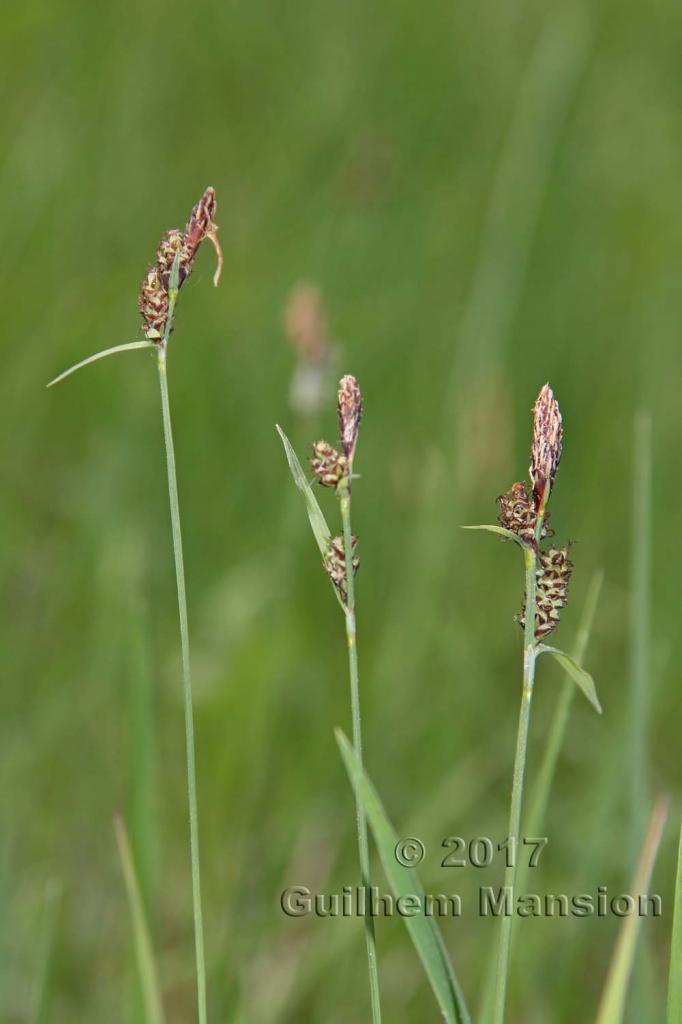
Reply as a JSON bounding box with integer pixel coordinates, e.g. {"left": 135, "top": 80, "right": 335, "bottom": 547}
{"left": 538, "top": 645, "right": 602, "bottom": 713}
{"left": 461, "top": 524, "right": 524, "bottom": 546}
{"left": 47, "top": 340, "right": 155, "bottom": 388}
{"left": 276, "top": 424, "right": 332, "bottom": 558}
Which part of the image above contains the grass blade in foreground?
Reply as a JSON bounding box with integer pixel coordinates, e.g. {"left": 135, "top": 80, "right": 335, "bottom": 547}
{"left": 667, "top": 822, "right": 682, "bottom": 1024}
{"left": 336, "top": 729, "right": 471, "bottom": 1024}
{"left": 114, "top": 815, "right": 166, "bottom": 1024}
{"left": 595, "top": 797, "right": 668, "bottom": 1024}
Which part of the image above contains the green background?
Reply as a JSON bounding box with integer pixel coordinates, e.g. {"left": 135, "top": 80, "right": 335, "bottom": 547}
{"left": 2, "top": 0, "right": 681, "bottom": 1020}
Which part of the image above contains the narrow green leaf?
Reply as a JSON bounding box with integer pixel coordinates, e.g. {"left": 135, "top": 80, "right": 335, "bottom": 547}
{"left": 276, "top": 424, "right": 332, "bottom": 557}
{"left": 595, "top": 798, "right": 668, "bottom": 1024}
{"left": 667, "top": 822, "right": 682, "bottom": 1024}
{"left": 335, "top": 729, "right": 471, "bottom": 1024}
{"left": 47, "top": 340, "right": 155, "bottom": 387}
{"left": 33, "top": 881, "right": 61, "bottom": 1024}
{"left": 114, "top": 815, "right": 165, "bottom": 1024}
{"left": 537, "top": 644, "right": 602, "bottom": 714}
{"left": 461, "top": 524, "right": 524, "bottom": 546}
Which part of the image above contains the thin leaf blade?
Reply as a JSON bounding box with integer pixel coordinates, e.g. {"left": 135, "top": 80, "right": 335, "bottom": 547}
{"left": 336, "top": 729, "right": 471, "bottom": 1024}
{"left": 461, "top": 524, "right": 524, "bottom": 546}
{"left": 114, "top": 815, "right": 165, "bottom": 1024}
{"left": 538, "top": 644, "right": 602, "bottom": 714}
{"left": 667, "top": 822, "right": 682, "bottom": 1024}
{"left": 276, "top": 425, "right": 332, "bottom": 557}
{"left": 47, "top": 340, "right": 155, "bottom": 387}
{"left": 595, "top": 798, "right": 668, "bottom": 1024}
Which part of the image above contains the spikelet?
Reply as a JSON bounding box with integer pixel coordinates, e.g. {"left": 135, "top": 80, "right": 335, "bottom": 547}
{"left": 338, "top": 375, "right": 362, "bottom": 463}
{"left": 139, "top": 187, "right": 221, "bottom": 343}
{"left": 529, "top": 384, "right": 563, "bottom": 515}
{"left": 518, "top": 545, "right": 573, "bottom": 639}
{"left": 311, "top": 440, "right": 348, "bottom": 489}
{"left": 323, "top": 534, "right": 359, "bottom": 603}
{"left": 497, "top": 482, "right": 552, "bottom": 544}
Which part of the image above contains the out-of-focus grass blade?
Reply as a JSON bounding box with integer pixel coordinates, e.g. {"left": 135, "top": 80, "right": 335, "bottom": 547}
{"left": 461, "top": 524, "right": 523, "bottom": 547}
{"left": 595, "top": 798, "right": 668, "bottom": 1024}
{"left": 114, "top": 815, "right": 165, "bottom": 1024}
{"left": 276, "top": 425, "right": 331, "bottom": 557}
{"left": 336, "top": 729, "right": 471, "bottom": 1024}
{"left": 33, "top": 881, "right": 61, "bottom": 1024}
{"left": 537, "top": 645, "right": 602, "bottom": 714}
{"left": 667, "top": 822, "right": 682, "bottom": 1024}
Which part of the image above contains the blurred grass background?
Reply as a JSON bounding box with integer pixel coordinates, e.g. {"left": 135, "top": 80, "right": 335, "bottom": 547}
{"left": 2, "top": 0, "right": 682, "bottom": 1020}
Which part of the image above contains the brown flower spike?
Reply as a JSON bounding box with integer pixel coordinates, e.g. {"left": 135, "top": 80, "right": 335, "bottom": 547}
{"left": 497, "top": 482, "right": 552, "bottom": 544}
{"left": 530, "top": 383, "right": 563, "bottom": 516}
{"left": 338, "top": 375, "right": 362, "bottom": 463}
{"left": 139, "top": 186, "right": 223, "bottom": 344}
{"left": 518, "top": 545, "right": 573, "bottom": 639}
{"left": 311, "top": 440, "right": 348, "bottom": 489}
{"left": 324, "top": 533, "right": 359, "bottom": 602}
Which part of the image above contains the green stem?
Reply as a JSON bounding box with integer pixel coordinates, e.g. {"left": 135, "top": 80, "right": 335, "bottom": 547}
{"left": 339, "top": 485, "right": 382, "bottom": 1024}
{"left": 492, "top": 532, "right": 540, "bottom": 1024}
{"left": 519, "top": 568, "right": 603, "bottom": 887}
{"left": 156, "top": 264, "right": 207, "bottom": 1024}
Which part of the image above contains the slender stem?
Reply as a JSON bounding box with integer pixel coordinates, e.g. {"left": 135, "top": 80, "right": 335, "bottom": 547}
{"left": 519, "top": 568, "right": 603, "bottom": 883}
{"left": 339, "top": 484, "right": 382, "bottom": 1024}
{"left": 156, "top": 265, "right": 207, "bottom": 1024}
{"left": 492, "top": 530, "right": 540, "bottom": 1024}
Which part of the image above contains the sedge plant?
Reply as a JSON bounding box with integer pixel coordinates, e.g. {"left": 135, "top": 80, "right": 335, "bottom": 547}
{"left": 48, "top": 188, "right": 223, "bottom": 1024}
{"left": 465, "top": 384, "right": 601, "bottom": 1024}
{"left": 277, "top": 376, "right": 382, "bottom": 1024}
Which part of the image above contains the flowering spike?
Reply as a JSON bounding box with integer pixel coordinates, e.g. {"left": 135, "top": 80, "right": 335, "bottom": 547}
{"left": 311, "top": 440, "right": 348, "bottom": 489}
{"left": 497, "top": 482, "right": 553, "bottom": 545}
{"left": 530, "top": 383, "right": 563, "bottom": 516}
{"left": 323, "top": 533, "right": 359, "bottom": 603}
{"left": 518, "top": 544, "right": 573, "bottom": 639}
{"left": 338, "top": 375, "right": 362, "bottom": 462}
{"left": 139, "top": 187, "right": 221, "bottom": 343}
{"left": 185, "top": 186, "right": 222, "bottom": 286}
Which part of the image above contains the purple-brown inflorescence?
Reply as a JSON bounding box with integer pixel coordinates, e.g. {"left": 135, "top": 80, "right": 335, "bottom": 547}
{"left": 497, "top": 482, "right": 553, "bottom": 545}
{"left": 529, "top": 384, "right": 563, "bottom": 516}
{"left": 138, "top": 187, "right": 222, "bottom": 344}
{"left": 495, "top": 384, "right": 572, "bottom": 636}
{"left": 324, "top": 533, "right": 359, "bottom": 602}
{"left": 311, "top": 440, "right": 348, "bottom": 489}
{"left": 518, "top": 545, "right": 573, "bottom": 639}
{"left": 338, "top": 375, "right": 362, "bottom": 463}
